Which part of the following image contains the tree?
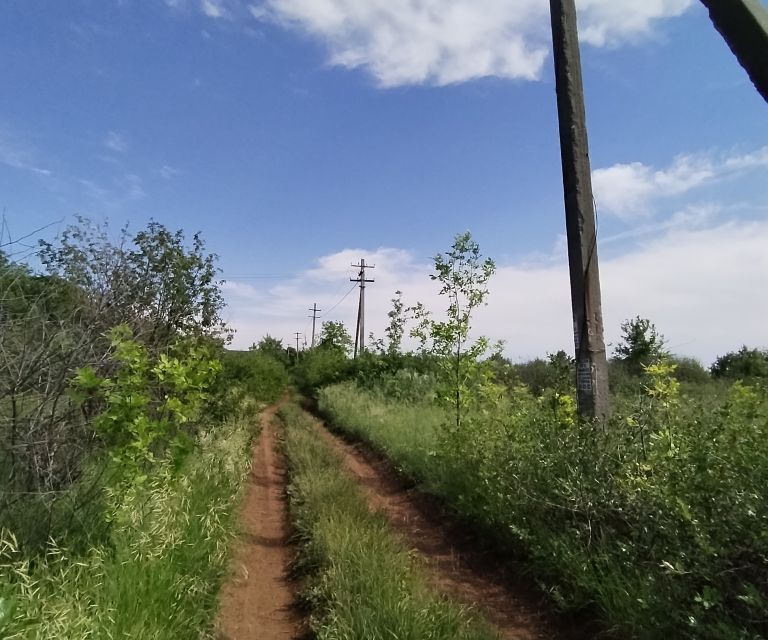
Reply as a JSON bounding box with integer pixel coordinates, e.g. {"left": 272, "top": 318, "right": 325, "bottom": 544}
{"left": 252, "top": 334, "right": 288, "bottom": 365}
{"left": 613, "top": 316, "right": 668, "bottom": 375}
{"left": 384, "top": 290, "right": 406, "bottom": 355}
{"left": 711, "top": 346, "right": 768, "bottom": 380}
{"left": 411, "top": 232, "right": 496, "bottom": 428}
{"left": 318, "top": 321, "right": 353, "bottom": 355}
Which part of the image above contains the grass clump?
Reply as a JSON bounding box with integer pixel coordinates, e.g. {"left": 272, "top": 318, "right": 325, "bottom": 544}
{"left": 0, "top": 409, "right": 255, "bottom": 639}
{"left": 278, "top": 402, "right": 496, "bottom": 640}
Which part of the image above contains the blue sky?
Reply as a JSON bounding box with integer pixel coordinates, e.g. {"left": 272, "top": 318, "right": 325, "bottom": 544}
{"left": 1, "top": 0, "right": 766, "bottom": 363}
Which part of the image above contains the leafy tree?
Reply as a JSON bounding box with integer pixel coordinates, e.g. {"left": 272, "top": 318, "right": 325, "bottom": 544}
{"left": 318, "top": 321, "right": 353, "bottom": 355}
{"left": 711, "top": 346, "right": 768, "bottom": 380}
{"left": 384, "top": 290, "right": 406, "bottom": 355}
{"left": 411, "top": 232, "right": 496, "bottom": 428}
{"left": 613, "top": 316, "right": 668, "bottom": 375}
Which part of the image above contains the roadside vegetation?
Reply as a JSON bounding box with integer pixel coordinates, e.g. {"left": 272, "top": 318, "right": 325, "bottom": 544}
{"left": 278, "top": 401, "right": 496, "bottom": 640}
{"left": 0, "top": 219, "right": 288, "bottom": 638}
{"left": 301, "top": 233, "right": 768, "bottom": 640}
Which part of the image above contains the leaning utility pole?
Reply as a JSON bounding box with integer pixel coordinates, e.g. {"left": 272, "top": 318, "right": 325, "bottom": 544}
{"left": 550, "top": 0, "right": 610, "bottom": 419}
{"left": 350, "top": 258, "right": 375, "bottom": 358}
{"left": 308, "top": 303, "right": 321, "bottom": 348}
{"left": 699, "top": 0, "right": 768, "bottom": 103}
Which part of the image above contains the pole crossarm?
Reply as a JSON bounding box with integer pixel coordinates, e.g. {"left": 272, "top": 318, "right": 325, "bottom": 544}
{"left": 699, "top": 0, "right": 768, "bottom": 103}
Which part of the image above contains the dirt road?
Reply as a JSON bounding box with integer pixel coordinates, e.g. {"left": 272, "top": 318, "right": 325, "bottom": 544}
{"left": 215, "top": 398, "right": 301, "bottom": 640}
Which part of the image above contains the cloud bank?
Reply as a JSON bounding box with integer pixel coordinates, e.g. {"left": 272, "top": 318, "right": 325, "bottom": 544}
{"left": 224, "top": 215, "right": 768, "bottom": 366}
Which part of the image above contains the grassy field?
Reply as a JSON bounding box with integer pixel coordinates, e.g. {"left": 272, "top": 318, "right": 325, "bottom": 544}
{"left": 0, "top": 407, "right": 257, "bottom": 639}
{"left": 278, "top": 401, "right": 497, "bottom": 640}
{"left": 317, "top": 380, "right": 768, "bottom": 640}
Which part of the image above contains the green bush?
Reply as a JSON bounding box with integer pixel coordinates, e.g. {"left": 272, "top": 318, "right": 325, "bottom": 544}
{"left": 318, "top": 373, "right": 768, "bottom": 640}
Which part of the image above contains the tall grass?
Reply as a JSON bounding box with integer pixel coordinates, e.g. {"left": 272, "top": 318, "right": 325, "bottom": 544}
{"left": 318, "top": 380, "right": 768, "bottom": 640}
{"left": 0, "top": 408, "right": 256, "bottom": 639}
{"left": 278, "top": 402, "right": 497, "bottom": 640}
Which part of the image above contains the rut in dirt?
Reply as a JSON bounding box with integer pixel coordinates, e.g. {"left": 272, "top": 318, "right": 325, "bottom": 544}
{"left": 309, "top": 411, "right": 605, "bottom": 640}
{"left": 215, "top": 397, "right": 301, "bottom": 640}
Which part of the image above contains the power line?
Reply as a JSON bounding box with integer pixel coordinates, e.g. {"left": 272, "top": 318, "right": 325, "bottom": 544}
{"left": 319, "top": 282, "right": 357, "bottom": 318}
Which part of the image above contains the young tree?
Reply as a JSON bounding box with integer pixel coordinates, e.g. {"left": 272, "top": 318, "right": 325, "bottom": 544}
{"left": 613, "top": 316, "right": 668, "bottom": 375}
{"left": 411, "top": 232, "right": 496, "bottom": 428}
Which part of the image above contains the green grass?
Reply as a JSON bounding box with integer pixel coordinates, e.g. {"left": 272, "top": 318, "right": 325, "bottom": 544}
{"left": 0, "top": 407, "right": 257, "bottom": 639}
{"left": 317, "top": 380, "right": 768, "bottom": 640}
{"left": 278, "top": 401, "right": 497, "bottom": 640}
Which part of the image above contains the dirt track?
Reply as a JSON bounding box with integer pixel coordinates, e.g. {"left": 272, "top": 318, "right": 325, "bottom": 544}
{"left": 311, "top": 414, "right": 602, "bottom": 640}
{"left": 215, "top": 398, "right": 300, "bottom": 640}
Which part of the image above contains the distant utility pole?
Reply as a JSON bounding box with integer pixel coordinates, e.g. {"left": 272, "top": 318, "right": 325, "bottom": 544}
{"left": 308, "top": 303, "right": 321, "bottom": 348}
{"left": 350, "top": 258, "right": 375, "bottom": 358}
{"left": 699, "top": 0, "right": 768, "bottom": 103}
{"left": 550, "top": 0, "right": 610, "bottom": 419}
{"left": 294, "top": 332, "right": 302, "bottom": 358}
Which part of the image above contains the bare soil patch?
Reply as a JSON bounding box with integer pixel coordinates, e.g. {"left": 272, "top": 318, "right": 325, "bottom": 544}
{"left": 312, "top": 416, "right": 608, "bottom": 640}
{"left": 215, "top": 398, "right": 303, "bottom": 640}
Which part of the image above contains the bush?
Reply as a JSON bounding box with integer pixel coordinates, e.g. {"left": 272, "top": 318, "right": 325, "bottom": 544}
{"left": 318, "top": 374, "right": 768, "bottom": 640}
{"left": 711, "top": 346, "right": 768, "bottom": 381}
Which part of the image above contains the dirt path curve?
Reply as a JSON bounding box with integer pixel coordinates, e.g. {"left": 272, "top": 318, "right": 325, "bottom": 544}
{"left": 311, "top": 415, "right": 602, "bottom": 640}
{"left": 215, "top": 396, "right": 301, "bottom": 640}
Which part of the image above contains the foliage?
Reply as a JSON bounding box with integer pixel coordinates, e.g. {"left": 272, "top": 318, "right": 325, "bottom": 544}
{"left": 711, "top": 346, "right": 768, "bottom": 380}
{"left": 613, "top": 316, "right": 669, "bottom": 375}
{"left": 671, "top": 356, "right": 712, "bottom": 384}
{"left": 410, "top": 232, "right": 496, "bottom": 428}
{"left": 0, "top": 409, "right": 254, "bottom": 639}
{"left": 384, "top": 290, "right": 406, "bottom": 355}
{"left": 278, "top": 402, "right": 495, "bottom": 640}
{"left": 510, "top": 350, "right": 575, "bottom": 396}
{"left": 2, "top": 218, "right": 231, "bottom": 539}
{"left": 38, "top": 217, "right": 229, "bottom": 350}
{"left": 319, "top": 376, "right": 768, "bottom": 640}
{"left": 317, "top": 320, "right": 353, "bottom": 355}
{"left": 251, "top": 334, "right": 289, "bottom": 366}
{"left": 71, "top": 325, "right": 221, "bottom": 485}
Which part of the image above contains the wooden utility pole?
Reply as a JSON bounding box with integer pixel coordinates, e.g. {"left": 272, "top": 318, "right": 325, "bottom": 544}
{"left": 308, "top": 303, "right": 321, "bottom": 348}
{"left": 550, "top": 0, "right": 610, "bottom": 419}
{"left": 351, "top": 258, "right": 374, "bottom": 358}
{"left": 699, "top": 0, "right": 768, "bottom": 103}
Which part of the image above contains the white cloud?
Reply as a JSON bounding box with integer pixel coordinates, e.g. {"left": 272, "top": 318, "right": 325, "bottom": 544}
{"left": 224, "top": 217, "right": 768, "bottom": 366}
{"left": 201, "top": 0, "right": 228, "bottom": 18}
{"left": 577, "top": 0, "right": 691, "bottom": 46}
{"left": 156, "top": 164, "right": 182, "bottom": 180}
{"left": 104, "top": 131, "right": 128, "bottom": 153}
{"left": 592, "top": 146, "right": 768, "bottom": 219}
{"left": 244, "top": 0, "right": 693, "bottom": 86}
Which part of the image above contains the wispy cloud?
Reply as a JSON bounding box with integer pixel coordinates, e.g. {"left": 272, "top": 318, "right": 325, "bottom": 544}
{"left": 592, "top": 146, "right": 768, "bottom": 220}
{"left": 156, "top": 164, "right": 182, "bottom": 180}
{"left": 104, "top": 130, "right": 128, "bottom": 153}
{"left": 0, "top": 130, "right": 52, "bottom": 177}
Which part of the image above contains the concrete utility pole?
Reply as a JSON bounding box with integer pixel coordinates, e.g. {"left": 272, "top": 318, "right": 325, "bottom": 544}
{"left": 699, "top": 0, "right": 768, "bottom": 103}
{"left": 294, "top": 332, "right": 302, "bottom": 359}
{"left": 549, "top": 0, "right": 610, "bottom": 419}
{"left": 350, "top": 258, "right": 375, "bottom": 358}
{"left": 308, "top": 303, "right": 321, "bottom": 348}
